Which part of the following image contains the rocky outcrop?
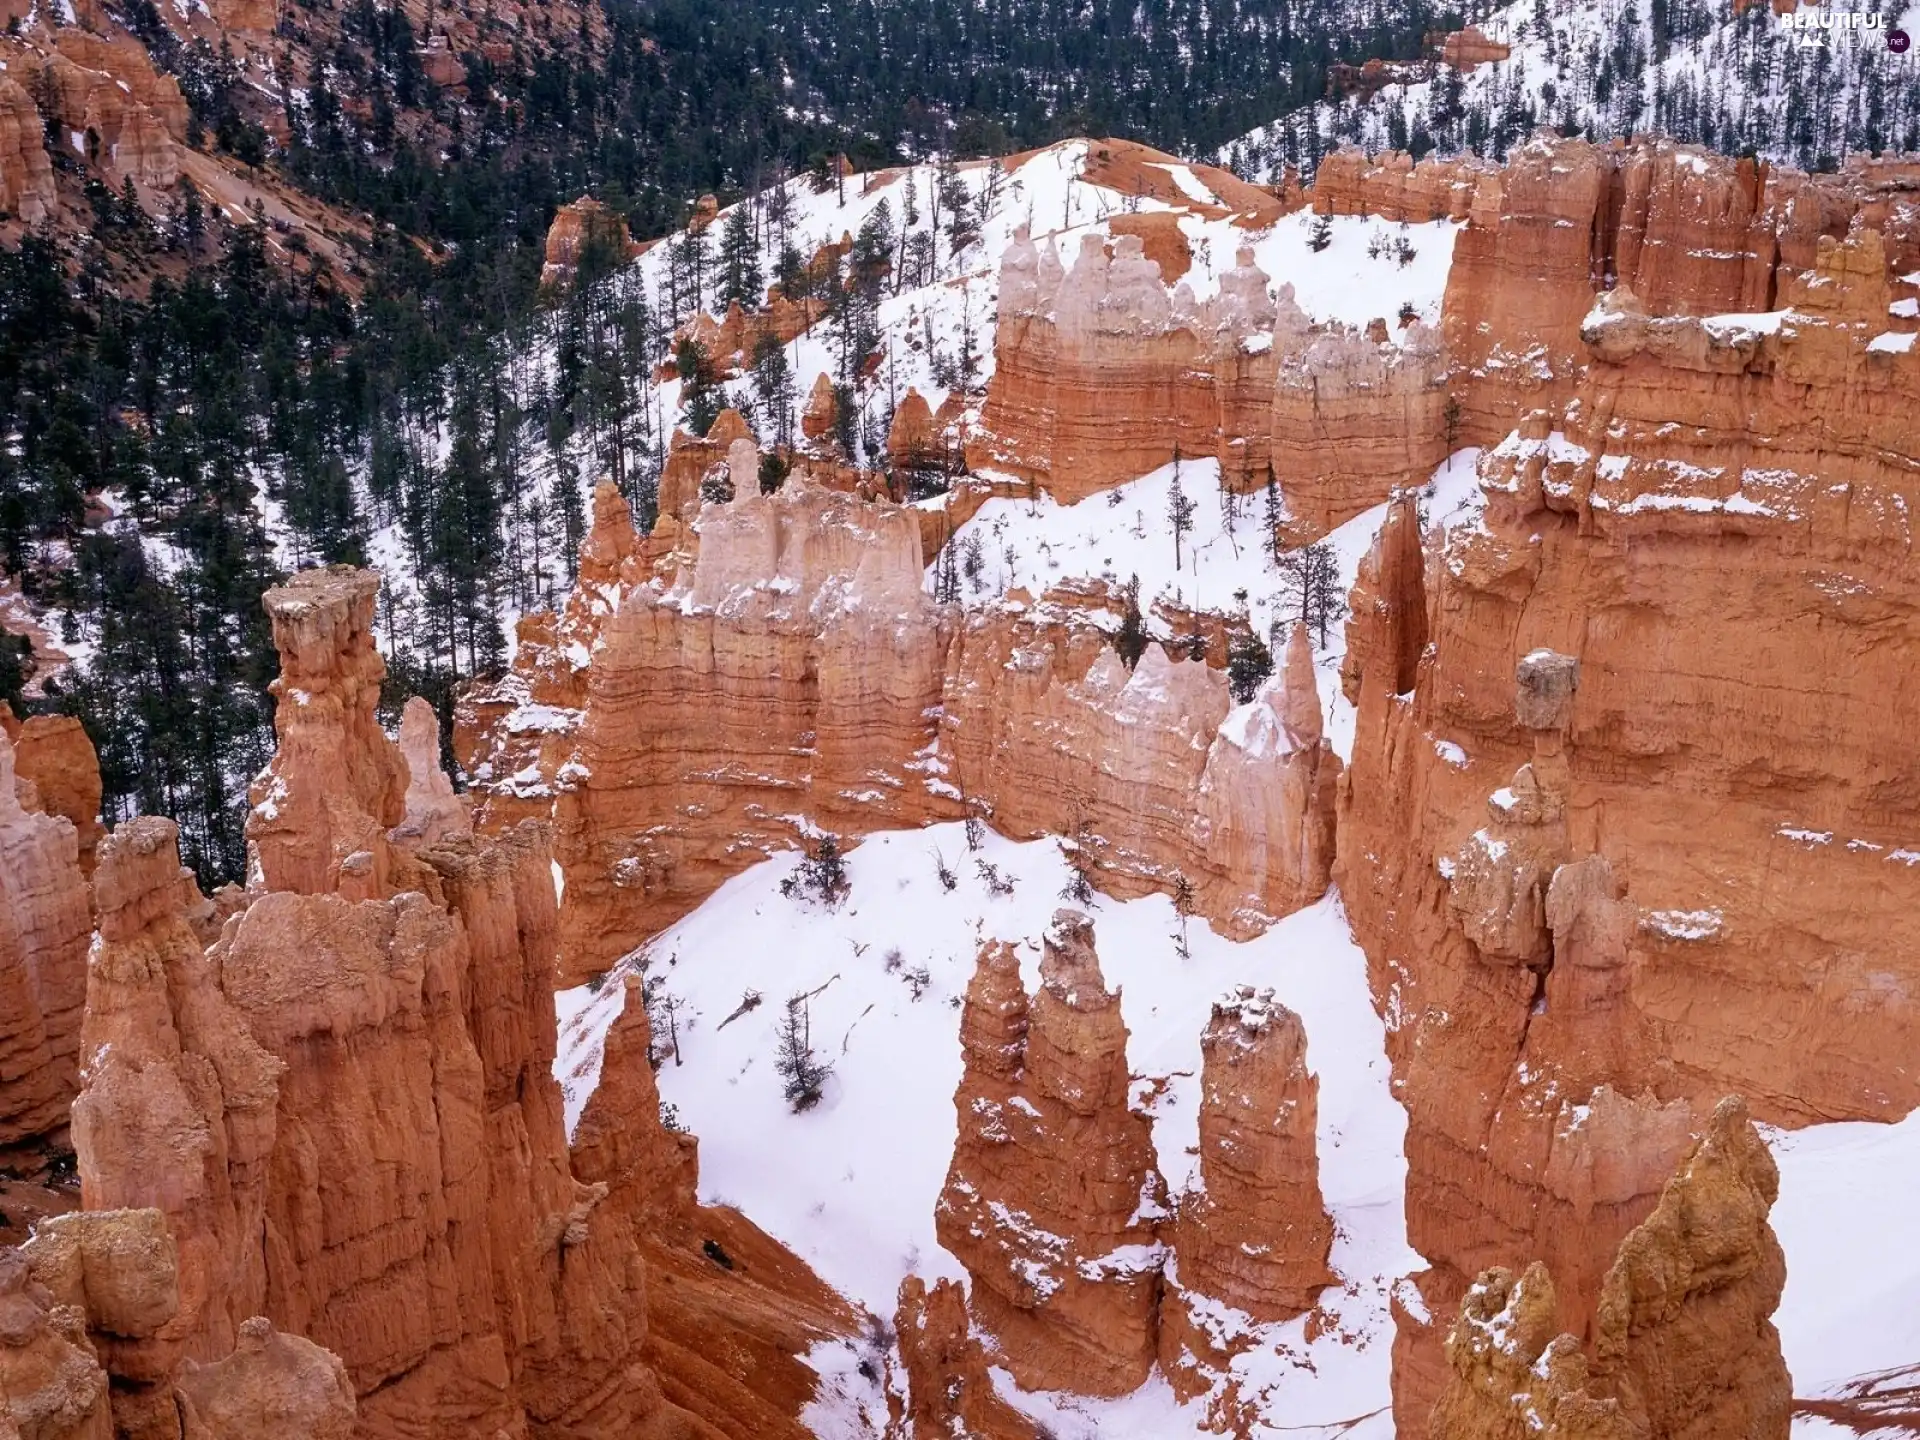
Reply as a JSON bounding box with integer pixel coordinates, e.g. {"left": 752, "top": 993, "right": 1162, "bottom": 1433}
{"left": 1160, "top": 988, "right": 1333, "bottom": 1392}
{"left": 0, "top": 727, "right": 91, "bottom": 1152}
{"left": 972, "top": 229, "right": 1448, "bottom": 536}
{"left": 454, "top": 481, "right": 636, "bottom": 836}
{"left": 34, "top": 33, "right": 188, "bottom": 190}
{"left": 174, "top": 1316, "right": 357, "bottom": 1439}
{"left": 8, "top": 716, "right": 104, "bottom": 878}
{"left": 67, "top": 565, "right": 852, "bottom": 1438}
{"left": 390, "top": 696, "right": 472, "bottom": 848}
{"left": 1342, "top": 219, "right": 1920, "bottom": 1427}
{"left": 572, "top": 980, "right": 856, "bottom": 1439}
{"left": 892, "top": 1276, "right": 1041, "bottom": 1440}
{"left": 1311, "top": 147, "right": 1488, "bottom": 223}
{"left": 74, "top": 813, "right": 284, "bottom": 1427}
{"left": 935, "top": 916, "right": 1168, "bottom": 1396}
{"left": 936, "top": 596, "right": 1340, "bottom": 937}
{"left": 539, "top": 196, "right": 638, "bottom": 291}
{"left": 0, "top": 77, "right": 55, "bottom": 225}
{"left": 245, "top": 566, "right": 409, "bottom": 898}
{"left": 1438, "top": 25, "right": 1511, "bottom": 67}
{"left": 1428, "top": 1098, "right": 1789, "bottom": 1440}
{"left": 465, "top": 500, "right": 1346, "bottom": 963}
{"left": 551, "top": 477, "right": 954, "bottom": 974}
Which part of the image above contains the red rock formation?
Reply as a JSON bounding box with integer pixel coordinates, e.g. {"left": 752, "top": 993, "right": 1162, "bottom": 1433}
{"left": 1343, "top": 222, "right": 1920, "bottom": 1427}
{"left": 972, "top": 229, "right": 1448, "bottom": 535}
{"left": 540, "top": 195, "right": 639, "bottom": 291}
{"left": 0, "top": 1247, "right": 114, "bottom": 1437}
{"left": 551, "top": 477, "right": 954, "bottom": 973}
{"left": 801, "top": 372, "right": 840, "bottom": 444}
{"left": 454, "top": 482, "right": 634, "bottom": 836}
{"left": 1160, "top": 987, "right": 1334, "bottom": 1393}
{"left": 9, "top": 715, "right": 105, "bottom": 877}
{"left": 0, "top": 727, "right": 93, "bottom": 1153}
{"left": 70, "top": 565, "right": 855, "bottom": 1438}
{"left": 572, "top": 979, "right": 856, "bottom": 1438}
{"left": 33, "top": 34, "right": 188, "bottom": 189}
{"left": 174, "top": 1316, "right": 357, "bottom": 1438}
{"left": 245, "top": 566, "right": 409, "bottom": 898}
{"left": 390, "top": 696, "right": 472, "bottom": 848}
{"left": 0, "top": 77, "right": 55, "bottom": 224}
{"left": 1312, "top": 147, "right": 1489, "bottom": 223}
{"left": 893, "top": 1275, "right": 1041, "bottom": 1440}
{"left": 936, "top": 916, "right": 1168, "bottom": 1396}
{"left": 1438, "top": 25, "right": 1511, "bottom": 67}
{"left": 1428, "top": 1098, "right": 1789, "bottom": 1440}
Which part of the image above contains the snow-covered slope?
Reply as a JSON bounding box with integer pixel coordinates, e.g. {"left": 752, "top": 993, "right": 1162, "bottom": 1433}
{"left": 1227, "top": 0, "right": 1920, "bottom": 181}
{"left": 1771, "top": 1108, "right": 1920, "bottom": 1423}
{"left": 556, "top": 822, "right": 1415, "bottom": 1438}
{"left": 936, "top": 450, "right": 1486, "bottom": 762}
{"left": 551, "top": 809, "right": 1920, "bottom": 1437}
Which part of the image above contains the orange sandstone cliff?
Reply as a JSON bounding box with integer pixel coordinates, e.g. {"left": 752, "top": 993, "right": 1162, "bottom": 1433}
{"left": 1340, "top": 222, "right": 1920, "bottom": 1425}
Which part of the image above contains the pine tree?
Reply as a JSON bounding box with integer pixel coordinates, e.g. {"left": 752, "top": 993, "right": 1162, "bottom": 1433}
{"left": 1113, "top": 575, "right": 1150, "bottom": 669}
{"left": 1264, "top": 464, "right": 1285, "bottom": 565}
{"left": 1168, "top": 453, "right": 1197, "bottom": 571}
{"left": 751, "top": 333, "right": 796, "bottom": 448}
{"left": 1226, "top": 625, "right": 1274, "bottom": 704}
{"left": 1275, "top": 540, "right": 1347, "bottom": 649}
{"left": 774, "top": 993, "right": 832, "bottom": 1111}
{"left": 717, "top": 201, "right": 763, "bottom": 313}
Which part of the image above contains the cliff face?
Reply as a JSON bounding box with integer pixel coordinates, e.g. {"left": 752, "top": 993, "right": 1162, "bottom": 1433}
{"left": 550, "top": 474, "right": 955, "bottom": 977}
{"left": 1441, "top": 134, "right": 1920, "bottom": 445}
{"left": 1341, "top": 218, "right": 1920, "bottom": 1424}
{"left": 459, "top": 483, "right": 1348, "bottom": 972}
{"left": 1428, "top": 1098, "right": 1789, "bottom": 1440}
{"left": 971, "top": 229, "right": 1449, "bottom": 537}
{"left": 61, "top": 564, "right": 851, "bottom": 1438}
{"left": 0, "top": 726, "right": 92, "bottom": 1153}
{"left": 935, "top": 917, "right": 1169, "bottom": 1396}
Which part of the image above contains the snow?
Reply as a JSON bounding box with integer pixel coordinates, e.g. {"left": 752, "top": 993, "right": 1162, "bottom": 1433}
{"left": 1867, "top": 331, "right": 1917, "bottom": 354}
{"left": 1770, "top": 1108, "right": 1920, "bottom": 1405}
{"left": 1640, "top": 907, "right": 1723, "bottom": 941}
{"left": 940, "top": 450, "right": 1486, "bottom": 763}
{"left": 554, "top": 823, "right": 1417, "bottom": 1436}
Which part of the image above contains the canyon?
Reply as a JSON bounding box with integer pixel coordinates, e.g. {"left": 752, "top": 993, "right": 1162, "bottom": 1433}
{"left": 1, "top": 125, "right": 1917, "bottom": 1440}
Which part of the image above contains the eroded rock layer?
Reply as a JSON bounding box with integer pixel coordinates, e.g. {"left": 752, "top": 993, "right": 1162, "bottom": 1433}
{"left": 1429, "top": 1097, "right": 1789, "bottom": 1440}
{"left": 1341, "top": 223, "right": 1920, "bottom": 1425}
{"left": 1159, "top": 987, "right": 1333, "bottom": 1394}
{"left": 935, "top": 915, "right": 1168, "bottom": 1396}
{"left": 971, "top": 228, "right": 1449, "bottom": 537}
{"left": 62, "top": 565, "right": 853, "bottom": 1438}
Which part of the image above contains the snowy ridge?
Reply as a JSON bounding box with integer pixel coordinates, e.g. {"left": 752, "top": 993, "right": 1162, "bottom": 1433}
{"left": 1225, "top": 0, "right": 1920, "bottom": 181}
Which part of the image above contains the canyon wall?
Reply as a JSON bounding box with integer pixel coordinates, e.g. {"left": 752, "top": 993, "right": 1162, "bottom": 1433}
{"left": 458, "top": 473, "right": 1347, "bottom": 978}
{"left": 970, "top": 228, "right": 1449, "bottom": 538}
{"left": 1340, "top": 223, "right": 1920, "bottom": 1424}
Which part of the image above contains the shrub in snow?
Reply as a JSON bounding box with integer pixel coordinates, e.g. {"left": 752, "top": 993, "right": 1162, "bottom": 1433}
{"left": 775, "top": 992, "right": 833, "bottom": 1112}
{"left": 975, "top": 858, "right": 1016, "bottom": 896}
{"left": 781, "top": 834, "right": 851, "bottom": 909}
